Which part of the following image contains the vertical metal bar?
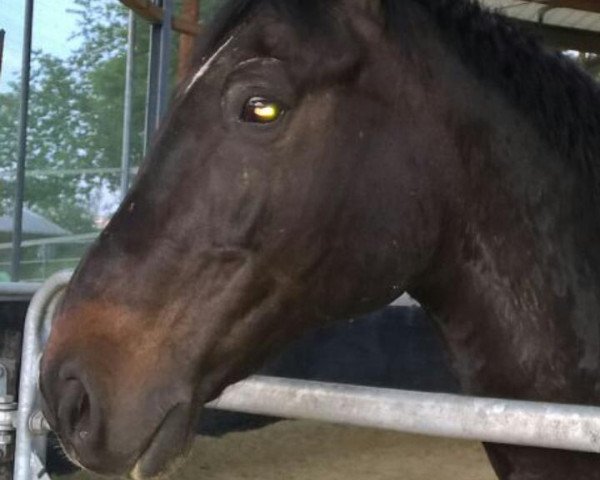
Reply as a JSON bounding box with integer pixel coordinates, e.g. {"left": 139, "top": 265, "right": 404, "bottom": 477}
{"left": 121, "top": 11, "right": 136, "bottom": 198}
{"left": 41, "top": 243, "right": 47, "bottom": 279}
{"left": 11, "top": 0, "right": 35, "bottom": 282}
{"left": 157, "top": 0, "right": 173, "bottom": 120}
{"left": 144, "top": 0, "right": 173, "bottom": 153}
{"left": 0, "top": 29, "right": 6, "bottom": 79}
{"left": 144, "top": 2, "right": 162, "bottom": 153}
{"left": 14, "top": 272, "right": 71, "bottom": 480}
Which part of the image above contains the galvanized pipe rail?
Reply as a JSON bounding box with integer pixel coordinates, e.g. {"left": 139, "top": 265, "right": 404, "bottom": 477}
{"left": 210, "top": 376, "right": 600, "bottom": 453}
{"left": 0, "top": 283, "right": 40, "bottom": 302}
{"left": 8, "top": 271, "right": 600, "bottom": 479}
{"left": 14, "top": 272, "right": 70, "bottom": 480}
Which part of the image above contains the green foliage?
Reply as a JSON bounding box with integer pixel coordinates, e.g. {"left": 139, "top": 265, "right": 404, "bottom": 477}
{"left": 0, "top": 1, "right": 223, "bottom": 279}
{"left": 0, "top": 0, "right": 150, "bottom": 234}
{"left": 0, "top": 0, "right": 166, "bottom": 279}
{"left": 201, "top": 0, "right": 225, "bottom": 21}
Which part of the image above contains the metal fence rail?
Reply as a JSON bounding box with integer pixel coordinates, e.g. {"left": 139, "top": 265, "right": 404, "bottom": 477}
{"left": 14, "top": 272, "right": 70, "bottom": 480}
{"left": 0, "top": 283, "right": 40, "bottom": 302}
{"left": 211, "top": 376, "right": 600, "bottom": 453}
{"left": 4, "top": 271, "right": 600, "bottom": 480}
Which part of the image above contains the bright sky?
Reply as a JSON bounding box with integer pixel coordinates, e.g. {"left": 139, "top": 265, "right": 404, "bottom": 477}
{"left": 1, "top": 0, "right": 80, "bottom": 92}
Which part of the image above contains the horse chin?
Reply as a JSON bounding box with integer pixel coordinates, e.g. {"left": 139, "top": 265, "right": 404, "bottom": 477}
{"left": 130, "top": 454, "right": 189, "bottom": 480}
{"left": 128, "top": 404, "right": 194, "bottom": 480}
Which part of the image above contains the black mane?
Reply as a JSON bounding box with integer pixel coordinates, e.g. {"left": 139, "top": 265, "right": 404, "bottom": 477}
{"left": 416, "top": 0, "right": 600, "bottom": 200}
{"left": 197, "top": 0, "right": 329, "bottom": 54}
{"left": 198, "top": 0, "right": 600, "bottom": 199}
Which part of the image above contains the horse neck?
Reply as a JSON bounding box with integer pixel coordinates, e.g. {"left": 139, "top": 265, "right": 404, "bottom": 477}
{"left": 407, "top": 44, "right": 600, "bottom": 403}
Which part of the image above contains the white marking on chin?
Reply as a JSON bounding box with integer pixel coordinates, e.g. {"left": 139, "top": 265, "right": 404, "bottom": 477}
{"left": 185, "top": 36, "right": 234, "bottom": 94}
{"left": 130, "top": 462, "right": 144, "bottom": 480}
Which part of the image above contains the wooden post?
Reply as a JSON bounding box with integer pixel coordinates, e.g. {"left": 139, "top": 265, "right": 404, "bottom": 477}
{"left": 178, "top": 0, "right": 200, "bottom": 80}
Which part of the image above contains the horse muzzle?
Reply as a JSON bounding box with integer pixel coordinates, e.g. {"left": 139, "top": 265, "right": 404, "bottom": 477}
{"left": 128, "top": 403, "right": 193, "bottom": 479}
{"left": 39, "top": 354, "right": 195, "bottom": 478}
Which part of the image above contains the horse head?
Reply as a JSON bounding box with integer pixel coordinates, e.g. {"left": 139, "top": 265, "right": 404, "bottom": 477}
{"left": 40, "top": 0, "right": 600, "bottom": 478}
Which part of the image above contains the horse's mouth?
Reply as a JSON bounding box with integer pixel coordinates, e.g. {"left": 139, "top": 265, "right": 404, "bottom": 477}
{"left": 129, "top": 404, "right": 193, "bottom": 480}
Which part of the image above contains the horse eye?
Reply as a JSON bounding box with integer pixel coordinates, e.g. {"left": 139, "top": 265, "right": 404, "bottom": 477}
{"left": 241, "top": 97, "right": 284, "bottom": 124}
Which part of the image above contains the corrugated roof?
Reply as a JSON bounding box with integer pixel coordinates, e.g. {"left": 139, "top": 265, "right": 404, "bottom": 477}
{"left": 479, "top": 0, "right": 600, "bottom": 52}
{"left": 481, "top": 0, "right": 600, "bottom": 32}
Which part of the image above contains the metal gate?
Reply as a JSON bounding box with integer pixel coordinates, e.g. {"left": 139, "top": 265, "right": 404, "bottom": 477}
{"left": 4, "top": 272, "right": 600, "bottom": 479}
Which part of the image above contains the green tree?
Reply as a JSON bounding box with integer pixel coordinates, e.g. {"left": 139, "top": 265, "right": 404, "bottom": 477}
{"left": 0, "top": 0, "right": 226, "bottom": 232}
{"left": 0, "top": 0, "right": 150, "bottom": 233}
{"left": 0, "top": 0, "right": 157, "bottom": 279}
{"left": 0, "top": 0, "right": 224, "bottom": 279}
{"left": 201, "top": 0, "right": 224, "bottom": 20}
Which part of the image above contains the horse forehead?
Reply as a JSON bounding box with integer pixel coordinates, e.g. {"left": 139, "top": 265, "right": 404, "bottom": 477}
{"left": 184, "top": 35, "right": 235, "bottom": 94}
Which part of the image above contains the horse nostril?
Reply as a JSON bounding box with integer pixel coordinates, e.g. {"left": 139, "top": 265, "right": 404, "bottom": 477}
{"left": 56, "top": 373, "right": 97, "bottom": 445}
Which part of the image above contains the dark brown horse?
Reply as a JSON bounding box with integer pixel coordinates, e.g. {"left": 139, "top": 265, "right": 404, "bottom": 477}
{"left": 39, "top": 0, "right": 600, "bottom": 478}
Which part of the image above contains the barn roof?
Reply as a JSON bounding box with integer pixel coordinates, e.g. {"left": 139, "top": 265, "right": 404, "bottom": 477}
{"left": 0, "top": 209, "right": 69, "bottom": 237}
{"left": 480, "top": 0, "right": 600, "bottom": 53}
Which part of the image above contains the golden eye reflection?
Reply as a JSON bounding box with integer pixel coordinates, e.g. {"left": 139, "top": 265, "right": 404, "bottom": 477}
{"left": 242, "top": 97, "right": 283, "bottom": 123}
{"left": 254, "top": 104, "right": 279, "bottom": 120}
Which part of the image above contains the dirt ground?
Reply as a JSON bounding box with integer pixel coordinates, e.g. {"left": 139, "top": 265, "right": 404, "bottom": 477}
{"left": 58, "top": 420, "right": 497, "bottom": 480}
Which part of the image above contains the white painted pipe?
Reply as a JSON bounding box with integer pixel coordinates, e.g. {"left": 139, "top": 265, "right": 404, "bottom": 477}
{"left": 209, "top": 375, "right": 600, "bottom": 453}
{"left": 0, "top": 282, "right": 41, "bottom": 301}
{"left": 14, "top": 271, "right": 71, "bottom": 480}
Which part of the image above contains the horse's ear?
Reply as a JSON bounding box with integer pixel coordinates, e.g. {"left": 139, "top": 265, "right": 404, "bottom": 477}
{"left": 259, "top": 18, "right": 364, "bottom": 88}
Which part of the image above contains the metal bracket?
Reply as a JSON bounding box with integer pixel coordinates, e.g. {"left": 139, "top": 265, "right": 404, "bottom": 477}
{"left": 0, "top": 394, "right": 17, "bottom": 466}
{"left": 0, "top": 362, "right": 16, "bottom": 467}
{"left": 0, "top": 364, "right": 7, "bottom": 397}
